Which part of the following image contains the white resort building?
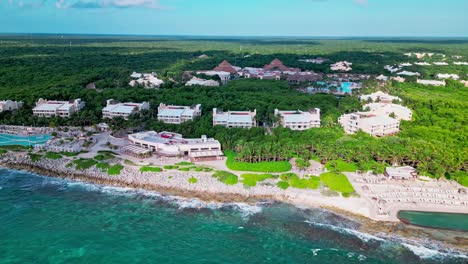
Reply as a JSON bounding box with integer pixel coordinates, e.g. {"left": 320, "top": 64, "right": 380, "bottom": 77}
{"left": 363, "top": 103, "right": 412, "bottom": 121}
{"left": 185, "top": 77, "right": 220, "bottom": 87}
{"left": 360, "top": 91, "right": 401, "bottom": 103}
{"left": 338, "top": 112, "right": 400, "bottom": 137}
{"left": 102, "top": 99, "right": 150, "bottom": 120}
{"left": 274, "top": 109, "right": 320, "bottom": 130}
{"left": 33, "top": 98, "right": 85, "bottom": 118}
{"left": 126, "top": 131, "right": 223, "bottom": 161}
{"left": 436, "top": 74, "right": 459, "bottom": 80}
{"left": 384, "top": 166, "right": 417, "bottom": 180}
{"left": 417, "top": 79, "right": 446, "bottom": 86}
{"left": 157, "top": 103, "right": 202, "bottom": 124}
{"left": 0, "top": 100, "right": 23, "bottom": 112}
{"left": 212, "top": 108, "right": 257, "bottom": 128}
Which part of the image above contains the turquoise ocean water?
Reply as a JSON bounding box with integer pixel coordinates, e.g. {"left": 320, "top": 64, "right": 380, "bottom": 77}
{"left": 0, "top": 168, "right": 466, "bottom": 264}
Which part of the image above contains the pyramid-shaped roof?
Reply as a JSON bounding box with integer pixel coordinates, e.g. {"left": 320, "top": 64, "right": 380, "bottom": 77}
{"left": 213, "top": 60, "right": 238, "bottom": 74}
{"left": 263, "top": 58, "right": 296, "bottom": 72}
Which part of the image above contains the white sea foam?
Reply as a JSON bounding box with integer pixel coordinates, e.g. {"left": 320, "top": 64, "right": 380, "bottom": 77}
{"left": 304, "top": 220, "right": 385, "bottom": 242}
{"left": 311, "top": 249, "right": 321, "bottom": 256}
{"left": 402, "top": 243, "right": 468, "bottom": 260}
{"left": 358, "top": 254, "right": 367, "bottom": 261}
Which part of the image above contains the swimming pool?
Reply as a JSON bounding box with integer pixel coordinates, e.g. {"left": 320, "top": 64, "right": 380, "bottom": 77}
{"left": 0, "top": 134, "right": 52, "bottom": 146}
{"left": 311, "top": 81, "right": 356, "bottom": 93}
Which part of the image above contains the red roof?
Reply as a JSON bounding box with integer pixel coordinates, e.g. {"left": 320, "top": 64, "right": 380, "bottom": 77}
{"left": 213, "top": 60, "right": 238, "bottom": 74}
{"left": 263, "top": 58, "right": 294, "bottom": 72}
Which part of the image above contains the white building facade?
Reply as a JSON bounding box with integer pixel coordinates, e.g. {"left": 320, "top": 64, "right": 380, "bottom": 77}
{"left": 338, "top": 112, "right": 400, "bottom": 137}
{"left": 157, "top": 103, "right": 202, "bottom": 124}
{"left": 0, "top": 100, "right": 23, "bottom": 112}
{"left": 102, "top": 99, "right": 150, "bottom": 120}
{"left": 33, "top": 98, "right": 85, "bottom": 118}
{"left": 360, "top": 91, "right": 401, "bottom": 103}
{"left": 274, "top": 109, "right": 320, "bottom": 130}
{"left": 128, "top": 131, "right": 223, "bottom": 161}
{"left": 212, "top": 108, "right": 257, "bottom": 128}
{"left": 363, "top": 103, "right": 412, "bottom": 121}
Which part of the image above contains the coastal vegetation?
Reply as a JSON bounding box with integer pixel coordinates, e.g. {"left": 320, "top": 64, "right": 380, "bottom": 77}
{"left": 140, "top": 166, "right": 163, "bottom": 173}
{"left": 225, "top": 150, "right": 292, "bottom": 173}
{"left": 108, "top": 164, "right": 124, "bottom": 175}
{"left": 212, "top": 171, "right": 239, "bottom": 185}
{"left": 188, "top": 177, "right": 198, "bottom": 184}
{"left": 241, "top": 173, "right": 276, "bottom": 187}
{"left": 320, "top": 172, "right": 355, "bottom": 195}
{"left": 72, "top": 158, "right": 98, "bottom": 170}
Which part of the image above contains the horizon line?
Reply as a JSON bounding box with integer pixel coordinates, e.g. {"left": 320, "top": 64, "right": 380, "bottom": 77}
{"left": 0, "top": 32, "right": 468, "bottom": 39}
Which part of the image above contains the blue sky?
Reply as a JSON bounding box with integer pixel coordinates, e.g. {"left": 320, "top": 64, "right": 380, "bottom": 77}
{"left": 1, "top": 0, "right": 467, "bottom": 36}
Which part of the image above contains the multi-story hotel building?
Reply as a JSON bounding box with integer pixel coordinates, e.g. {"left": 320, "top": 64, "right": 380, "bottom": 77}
{"left": 274, "top": 108, "right": 321, "bottom": 130}
{"left": 102, "top": 99, "right": 150, "bottom": 120}
{"left": 363, "top": 103, "right": 412, "bottom": 121}
{"left": 338, "top": 112, "right": 400, "bottom": 137}
{"left": 127, "top": 131, "right": 223, "bottom": 161}
{"left": 157, "top": 103, "right": 202, "bottom": 124}
{"left": 212, "top": 108, "right": 257, "bottom": 128}
{"left": 0, "top": 100, "right": 23, "bottom": 112}
{"left": 32, "top": 98, "right": 85, "bottom": 118}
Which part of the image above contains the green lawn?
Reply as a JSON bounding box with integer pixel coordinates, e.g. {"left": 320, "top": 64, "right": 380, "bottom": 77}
{"left": 320, "top": 172, "right": 355, "bottom": 194}
{"left": 45, "top": 152, "right": 62, "bottom": 160}
{"left": 279, "top": 173, "right": 321, "bottom": 190}
{"left": 108, "top": 164, "right": 124, "bottom": 175}
{"left": 225, "top": 151, "right": 292, "bottom": 173}
{"left": 325, "top": 159, "right": 358, "bottom": 172}
{"left": 0, "top": 149, "right": 7, "bottom": 154}
{"left": 73, "top": 159, "right": 98, "bottom": 170}
{"left": 140, "top": 166, "right": 163, "bottom": 173}
{"left": 212, "top": 171, "right": 239, "bottom": 185}
{"left": 241, "top": 173, "right": 275, "bottom": 187}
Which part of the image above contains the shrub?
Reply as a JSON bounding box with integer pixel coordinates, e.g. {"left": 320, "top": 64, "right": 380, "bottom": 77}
{"left": 140, "top": 166, "right": 162, "bottom": 173}
{"left": 179, "top": 167, "right": 190, "bottom": 172}
{"left": 45, "top": 152, "right": 62, "bottom": 160}
{"left": 73, "top": 159, "right": 98, "bottom": 170}
{"left": 94, "top": 153, "right": 114, "bottom": 161}
{"left": 277, "top": 181, "right": 290, "bottom": 190}
{"left": 280, "top": 173, "right": 299, "bottom": 181}
{"left": 96, "top": 162, "right": 110, "bottom": 171}
{"left": 60, "top": 152, "right": 78, "bottom": 157}
{"left": 306, "top": 176, "right": 321, "bottom": 189}
{"left": 164, "top": 165, "right": 179, "bottom": 170}
{"left": 212, "top": 171, "right": 239, "bottom": 185}
{"left": 124, "top": 159, "right": 137, "bottom": 165}
{"left": 188, "top": 177, "right": 198, "bottom": 184}
{"left": 176, "top": 162, "right": 193, "bottom": 166}
{"left": 225, "top": 151, "right": 291, "bottom": 173}
{"left": 108, "top": 164, "right": 124, "bottom": 175}
{"left": 241, "top": 173, "right": 274, "bottom": 187}
{"left": 28, "top": 153, "right": 43, "bottom": 162}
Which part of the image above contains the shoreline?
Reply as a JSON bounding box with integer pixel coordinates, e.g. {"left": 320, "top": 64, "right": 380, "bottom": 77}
{"left": 1, "top": 159, "right": 468, "bottom": 252}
